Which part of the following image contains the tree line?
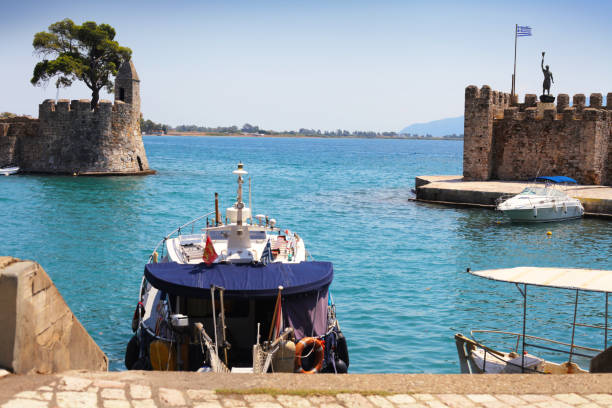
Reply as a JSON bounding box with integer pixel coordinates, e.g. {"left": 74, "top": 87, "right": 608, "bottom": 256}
{"left": 140, "top": 119, "right": 462, "bottom": 139}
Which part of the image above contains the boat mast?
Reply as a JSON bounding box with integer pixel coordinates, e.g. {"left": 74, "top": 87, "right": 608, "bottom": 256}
{"left": 233, "top": 162, "right": 248, "bottom": 226}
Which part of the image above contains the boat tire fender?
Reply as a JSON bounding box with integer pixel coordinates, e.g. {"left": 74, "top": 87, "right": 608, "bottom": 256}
{"left": 336, "top": 331, "right": 349, "bottom": 368}
{"left": 125, "top": 335, "right": 140, "bottom": 370}
{"left": 295, "top": 337, "right": 324, "bottom": 374}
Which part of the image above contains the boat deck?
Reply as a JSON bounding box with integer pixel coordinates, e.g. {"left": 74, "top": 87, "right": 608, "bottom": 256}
{"left": 415, "top": 175, "right": 612, "bottom": 217}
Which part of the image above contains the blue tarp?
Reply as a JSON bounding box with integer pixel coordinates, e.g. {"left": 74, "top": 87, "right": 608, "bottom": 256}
{"left": 531, "top": 176, "right": 578, "bottom": 184}
{"left": 144, "top": 261, "right": 333, "bottom": 298}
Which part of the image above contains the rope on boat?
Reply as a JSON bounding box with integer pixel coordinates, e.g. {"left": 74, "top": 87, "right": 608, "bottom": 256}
{"left": 194, "top": 323, "right": 230, "bottom": 373}
{"left": 252, "top": 327, "right": 294, "bottom": 374}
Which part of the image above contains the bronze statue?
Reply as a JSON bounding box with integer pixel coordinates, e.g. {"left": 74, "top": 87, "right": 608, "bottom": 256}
{"left": 541, "top": 52, "right": 554, "bottom": 95}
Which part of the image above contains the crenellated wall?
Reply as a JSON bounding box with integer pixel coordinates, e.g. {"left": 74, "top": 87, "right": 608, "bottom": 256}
{"left": 0, "top": 60, "right": 152, "bottom": 175}
{"left": 464, "top": 86, "right": 612, "bottom": 185}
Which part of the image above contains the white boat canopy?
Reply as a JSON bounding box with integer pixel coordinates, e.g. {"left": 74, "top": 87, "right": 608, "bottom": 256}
{"left": 469, "top": 267, "right": 612, "bottom": 293}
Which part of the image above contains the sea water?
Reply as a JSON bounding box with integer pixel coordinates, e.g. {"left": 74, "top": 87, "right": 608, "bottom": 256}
{"left": 1, "top": 136, "right": 612, "bottom": 372}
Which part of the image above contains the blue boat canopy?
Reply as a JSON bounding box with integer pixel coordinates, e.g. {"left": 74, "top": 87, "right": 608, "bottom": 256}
{"left": 531, "top": 176, "right": 578, "bottom": 184}
{"left": 144, "top": 261, "right": 333, "bottom": 298}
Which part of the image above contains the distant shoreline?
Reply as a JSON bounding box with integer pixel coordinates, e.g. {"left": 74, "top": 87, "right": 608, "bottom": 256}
{"left": 147, "top": 131, "right": 463, "bottom": 141}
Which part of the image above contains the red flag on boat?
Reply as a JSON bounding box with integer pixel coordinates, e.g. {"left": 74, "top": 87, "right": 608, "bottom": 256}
{"left": 202, "top": 235, "right": 218, "bottom": 266}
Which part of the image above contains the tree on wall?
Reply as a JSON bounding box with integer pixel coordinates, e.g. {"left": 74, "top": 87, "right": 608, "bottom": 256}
{"left": 31, "top": 19, "right": 132, "bottom": 110}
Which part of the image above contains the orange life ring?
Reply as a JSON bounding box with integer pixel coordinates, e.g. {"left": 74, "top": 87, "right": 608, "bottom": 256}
{"left": 295, "top": 337, "right": 325, "bottom": 374}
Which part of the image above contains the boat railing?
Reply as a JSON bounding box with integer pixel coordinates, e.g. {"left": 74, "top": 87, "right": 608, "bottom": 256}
{"left": 471, "top": 329, "right": 603, "bottom": 360}
{"left": 495, "top": 194, "right": 515, "bottom": 207}
{"left": 148, "top": 211, "right": 215, "bottom": 263}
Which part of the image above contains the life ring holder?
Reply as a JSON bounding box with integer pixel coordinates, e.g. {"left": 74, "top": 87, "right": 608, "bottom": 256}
{"left": 295, "top": 337, "right": 324, "bottom": 374}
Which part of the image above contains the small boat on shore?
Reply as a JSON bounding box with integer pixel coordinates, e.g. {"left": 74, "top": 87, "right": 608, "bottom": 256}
{"left": 126, "top": 163, "right": 349, "bottom": 374}
{"left": 0, "top": 166, "right": 19, "bottom": 176}
{"left": 496, "top": 176, "right": 583, "bottom": 222}
{"left": 455, "top": 267, "right": 612, "bottom": 374}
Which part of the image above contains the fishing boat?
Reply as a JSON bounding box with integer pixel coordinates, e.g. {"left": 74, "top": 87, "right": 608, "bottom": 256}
{"left": 125, "top": 163, "right": 349, "bottom": 374}
{"left": 455, "top": 267, "right": 612, "bottom": 374}
{"left": 496, "top": 176, "right": 584, "bottom": 222}
{"left": 0, "top": 166, "right": 19, "bottom": 176}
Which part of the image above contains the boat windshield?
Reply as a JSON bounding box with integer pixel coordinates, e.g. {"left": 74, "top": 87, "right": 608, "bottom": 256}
{"left": 519, "top": 187, "right": 546, "bottom": 195}
{"left": 519, "top": 187, "right": 567, "bottom": 197}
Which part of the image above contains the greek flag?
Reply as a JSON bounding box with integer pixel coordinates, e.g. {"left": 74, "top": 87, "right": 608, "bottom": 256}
{"left": 260, "top": 239, "right": 273, "bottom": 265}
{"left": 517, "top": 26, "right": 532, "bottom": 37}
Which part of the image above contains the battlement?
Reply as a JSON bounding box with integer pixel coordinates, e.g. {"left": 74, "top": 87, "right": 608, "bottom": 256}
{"left": 39, "top": 99, "right": 130, "bottom": 117}
{"left": 465, "top": 85, "right": 512, "bottom": 108}
{"left": 463, "top": 85, "right": 612, "bottom": 185}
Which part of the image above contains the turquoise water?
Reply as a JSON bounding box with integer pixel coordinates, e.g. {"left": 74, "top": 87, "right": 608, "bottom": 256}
{"left": 2, "top": 136, "right": 612, "bottom": 372}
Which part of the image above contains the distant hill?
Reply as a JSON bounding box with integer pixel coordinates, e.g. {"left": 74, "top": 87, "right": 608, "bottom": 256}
{"left": 399, "top": 96, "right": 608, "bottom": 137}
{"left": 400, "top": 116, "right": 463, "bottom": 137}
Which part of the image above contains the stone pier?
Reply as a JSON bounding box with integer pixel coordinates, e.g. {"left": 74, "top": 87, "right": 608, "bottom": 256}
{"left": 415, "top": 176, "right": 612, "bottom": 217}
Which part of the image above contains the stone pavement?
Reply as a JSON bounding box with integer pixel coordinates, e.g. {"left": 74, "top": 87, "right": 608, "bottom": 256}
{"left": 2, "top": 371, "right": 612, "bottom": 408}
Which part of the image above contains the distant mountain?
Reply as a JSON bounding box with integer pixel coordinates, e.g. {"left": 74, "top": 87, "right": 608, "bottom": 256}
{"left": 400, "top": 116, "right": 463, "bottom": 137}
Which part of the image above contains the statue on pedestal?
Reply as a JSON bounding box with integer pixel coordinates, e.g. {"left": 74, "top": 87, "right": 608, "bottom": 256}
{"left": 540, "top": 52, "right": 555, "bottom": 103}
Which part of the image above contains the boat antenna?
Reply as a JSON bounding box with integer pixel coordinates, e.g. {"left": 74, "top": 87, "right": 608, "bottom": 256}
{"left": 249, "top": 176, "right": 252, "bottom": 225}
{"left": 232, "top": 162, "right": 248, "bottom": 226}
{"left": 215, "top": 192, "right": 220, "bottom": 226}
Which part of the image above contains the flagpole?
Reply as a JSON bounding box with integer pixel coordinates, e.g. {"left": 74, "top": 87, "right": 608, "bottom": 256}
{"left": 512, "top": 24, "right": 517, "bottom": 98}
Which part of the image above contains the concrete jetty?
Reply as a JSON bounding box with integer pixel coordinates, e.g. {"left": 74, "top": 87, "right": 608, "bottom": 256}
{"left": 416, "top": 176, "right": 612, "bottom": 217}
{"left": 0, "top": 257, "right": 108, "bottom": 374}
{"left": 2, "top": 370, "right": 612, "bottom": 407}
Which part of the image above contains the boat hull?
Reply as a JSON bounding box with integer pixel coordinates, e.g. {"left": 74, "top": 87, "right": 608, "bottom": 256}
{"left": 0, "top": 167, "right": 19, "bottom": 176}
{"left": 501, "top": 204, "right": 583, "bottom": 222}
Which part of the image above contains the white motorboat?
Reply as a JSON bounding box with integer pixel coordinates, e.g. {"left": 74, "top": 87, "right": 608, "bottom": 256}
{"left": 125, "top": 163, "right": 349, "bottom": 374}
{"left": 455, "top": 267, "right": 612, "bottom": 374}
{"left": 0, "top": 166, "right": 19, "bottom": 176}
{"left": 496, "top": 176, "right": 584, "bottom": 222}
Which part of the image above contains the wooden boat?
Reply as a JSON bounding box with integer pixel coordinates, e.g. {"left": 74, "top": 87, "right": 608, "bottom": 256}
{"left": 456, "top": 267, "right": 612, "bottom": 374}
{"left": 0, "top": 166, "right": 19, "bottom": 176}
{"left": 125, "top": 163, "right": 349, "bottom": 374}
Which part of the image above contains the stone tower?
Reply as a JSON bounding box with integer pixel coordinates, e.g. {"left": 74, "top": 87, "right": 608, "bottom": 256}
{"left": 463, "top": 85, "right": 612, "bottom": 185}
{"left": 0, "top": 59, "right": 154, "bottom": 175}
{"left": 114, "top": 60, "right": 140, "bottom": 113}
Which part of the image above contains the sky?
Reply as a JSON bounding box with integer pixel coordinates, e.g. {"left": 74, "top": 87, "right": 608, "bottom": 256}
{"left": 1, "top": 0, "right": 611, "bottom": 132}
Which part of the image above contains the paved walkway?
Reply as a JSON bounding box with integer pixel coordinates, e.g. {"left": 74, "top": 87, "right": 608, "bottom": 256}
{"left": 2, "top": 371, "right": 612, "bottom": 407}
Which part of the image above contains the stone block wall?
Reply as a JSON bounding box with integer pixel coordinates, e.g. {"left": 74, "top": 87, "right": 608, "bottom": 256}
{"left": 21, "top": 98, "right": 150, "bottom": 173}
{"left": 0, "top": 257, "right": 107, "bottom": 374}
{"left": 463, "top": 86, "right": 612, "bottom": 185}
{"left": 0, "top": 117, "right": 39, "bottom": 168}
{"left": 463, "top": 86, "right": 511, "bottom": 180}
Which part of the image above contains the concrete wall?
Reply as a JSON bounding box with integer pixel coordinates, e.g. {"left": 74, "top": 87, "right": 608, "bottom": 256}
{"left": 463, "top": 86, "right": 612, "bottom": 185}
{"left": 0, "top": 257, "right": 107, "bottom": 374}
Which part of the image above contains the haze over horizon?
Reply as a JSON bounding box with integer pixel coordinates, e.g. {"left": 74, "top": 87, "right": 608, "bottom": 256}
{"left": 1, "top": 0, "right": 611, "bottom": 132}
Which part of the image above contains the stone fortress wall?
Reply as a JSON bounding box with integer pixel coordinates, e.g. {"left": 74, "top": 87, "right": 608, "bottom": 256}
{"left": 0, "top": 60, "right": 152, "bottom": 175}
{"left": 463, "top": 85, "right": 612, "bottom": 185}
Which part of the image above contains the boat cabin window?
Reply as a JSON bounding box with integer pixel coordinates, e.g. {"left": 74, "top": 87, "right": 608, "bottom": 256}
{"left": 207, "top": 231, "right": 229, "bottom": 240}
{"left": 249, "top": 231, "right": 266, "bottom": 240}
